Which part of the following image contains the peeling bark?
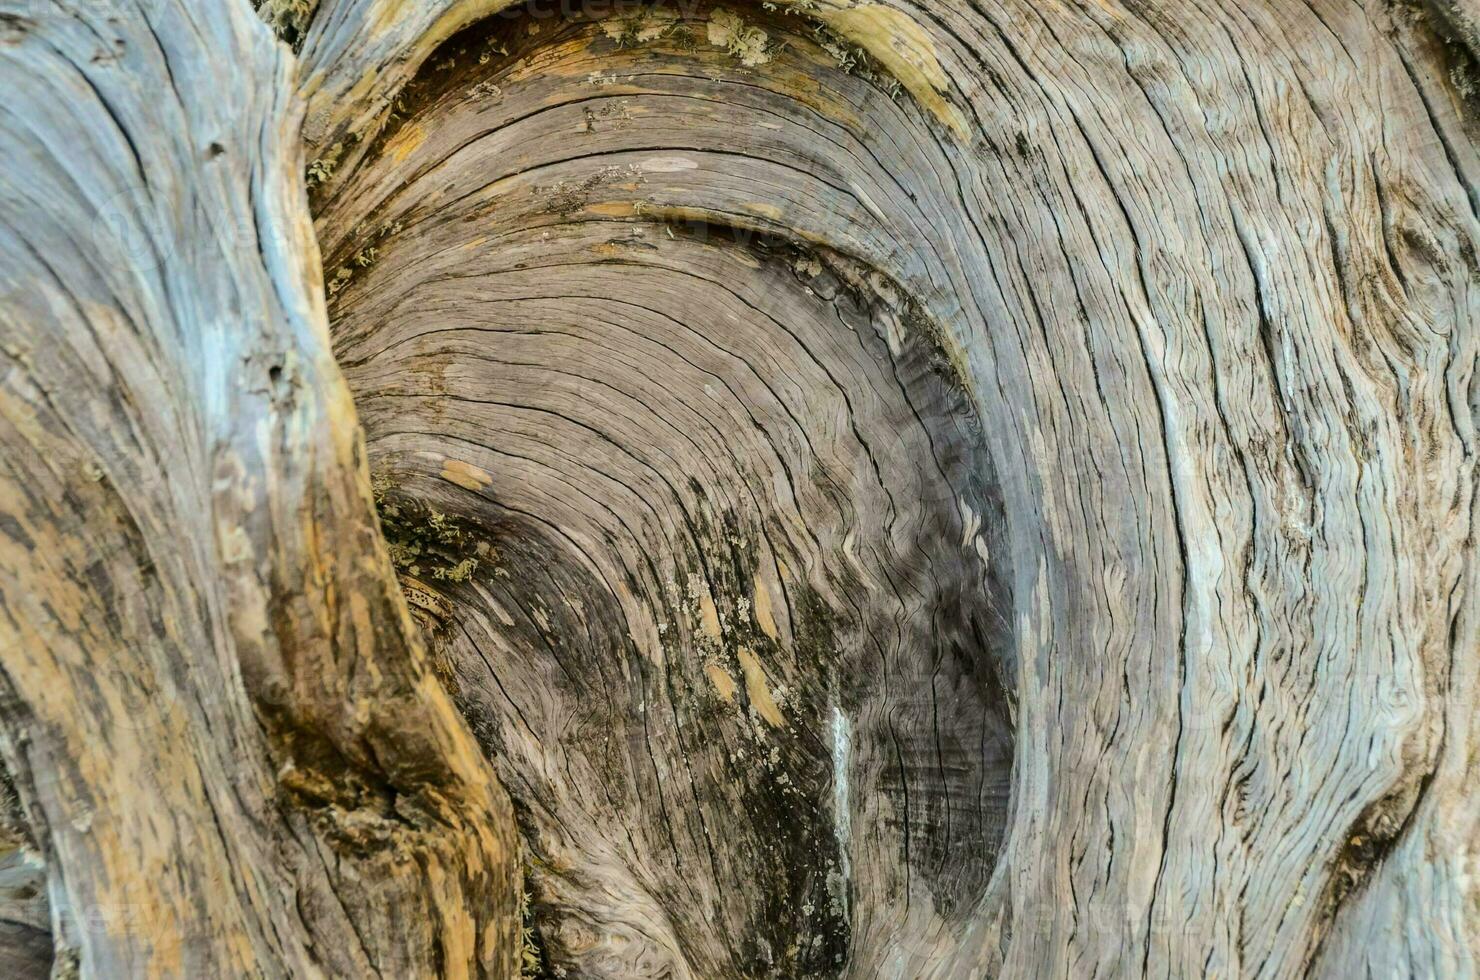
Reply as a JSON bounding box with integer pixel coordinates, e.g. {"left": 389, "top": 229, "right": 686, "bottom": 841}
{"left": 1, "top": 0, "right": 1476, "bottom": 977}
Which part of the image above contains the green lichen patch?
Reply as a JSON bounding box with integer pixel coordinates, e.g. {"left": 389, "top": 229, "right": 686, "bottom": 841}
{"left": 255, "top": 0, "right": 318, "bottom": 50}
{"left": 372, "top": 475, "right": 493, "bottom": 583}
{"left": 326, "top": 220, "right": 403, "bottom": 297}
{"left": 305, "top": 140, "right": 343, "bottom": 189}
{"left": 518, "top": 881, "right": 552, "bottom": 978}
{"left": 807, "top": 23, "right": 902, "bottom": 98}
{"left": 755, "top": 0, "right": 903, "bottom": 99}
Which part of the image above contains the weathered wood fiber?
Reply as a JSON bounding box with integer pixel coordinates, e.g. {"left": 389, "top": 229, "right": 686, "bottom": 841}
{"left": 0, "top": 1, "right": 518, "bottom": 976}
{"left": 300, "top": 0, "right": 1480, "bottom": 974}
{"left": 318, "top": 9, "right": 1019, "bottom": 975}
{"left": 0, "top": 0, "right": 1476, "bottom": 976}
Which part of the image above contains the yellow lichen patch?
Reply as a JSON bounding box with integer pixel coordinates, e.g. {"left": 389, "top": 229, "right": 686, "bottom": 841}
{"left": 370, "top": 0, "right": 512, "bottom": 48}
{"left": 737, "top": 647, "right": 785, "bottom": 727}
{"left": 698, "top": 591, "right": 723, "bottom": 641}
{"left": 632, "top": 203, "right": 765, "bottom": 241}
{"left": 811, "top": 2, "right": 970, "bottom": 139}
{"left": 384, "top": 121, "right": 427, "bottom": 165}
{"left": 367, "top": 0, "right": 416, "bottom": 37}
{"left": 706, "top": 662, "right": 739, "bottom": 702}
{"left": 741, "top": 202, "right": 784, "bottom": 220}
{"left": 584, "top": 201, "right": 643, "bottom": 218}
{"left": 440, "top": 458, "right": 493, "bottom": 491}
{"left": 753, "top": 572, "right": 780, "bottom": 641}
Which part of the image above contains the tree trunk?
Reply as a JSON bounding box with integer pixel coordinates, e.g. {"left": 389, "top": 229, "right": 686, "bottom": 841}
{"left": 1, "top": 0, "right": 1476, "bottom": 977}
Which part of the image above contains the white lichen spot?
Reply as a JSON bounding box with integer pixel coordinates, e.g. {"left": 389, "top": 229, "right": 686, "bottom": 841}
{"left": 305, "top": 141, "right": 343, "bottom": 187}
{"left": 603, "top": 7, "right": 678, "bottom": 45}
{"left": 794, "top": 256, "right": 824, "bottom": 278}
{"left": 707, "top": 8, "right": 773, "bottom": 67}
{"left": 470, "top": 79, "right": 504, "bottom": 102}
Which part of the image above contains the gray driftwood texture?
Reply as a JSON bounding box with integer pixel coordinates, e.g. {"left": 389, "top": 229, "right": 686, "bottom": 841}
{"left": 0, "top": 0, "right": 1476, "bottom": 977}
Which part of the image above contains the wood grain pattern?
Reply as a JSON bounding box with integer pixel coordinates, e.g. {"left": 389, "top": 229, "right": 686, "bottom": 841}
{"left": 322, "top": 19, "right": 1022, "bottom": 968}
{"left": 0, "top": 0, "right": 1475, "bottom": 976}
{"left": 306, "top": 0, "right": 1479, "bottom": 974}
{"left": 0, "top": 2, "right": 518, "bottom": 976}
{"left": 316, "top": 10, "right": 1020, "bottom": 976}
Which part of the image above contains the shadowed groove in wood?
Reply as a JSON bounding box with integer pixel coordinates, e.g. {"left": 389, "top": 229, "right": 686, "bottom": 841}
{"left": 319, "top": 4, "right": 1017, "bottom": 976}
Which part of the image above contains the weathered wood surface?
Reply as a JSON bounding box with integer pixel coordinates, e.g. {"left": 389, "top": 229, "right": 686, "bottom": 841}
{"left": 0, "top": 1, "right": 518, "bottom": 976}
{"left": 0, "top": 838, "right": 50, "bottom": 979}
{"left": 304, "top": 0, "right": 1480, "bottom": 975}
{"left": 1, "top": 0, "right": 1477, "bottom": 976}
{"left": 317, "top": 10, "right": 1020, "bottom": 975}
